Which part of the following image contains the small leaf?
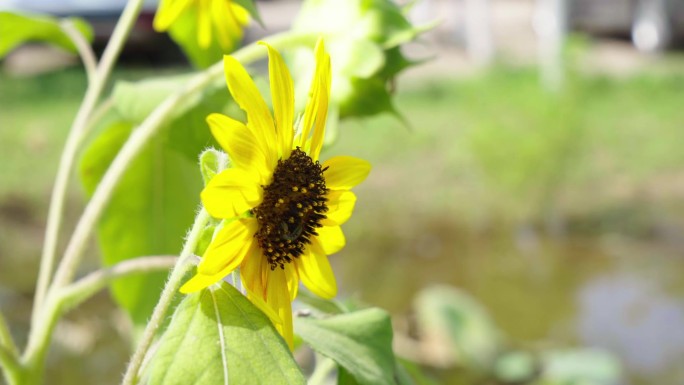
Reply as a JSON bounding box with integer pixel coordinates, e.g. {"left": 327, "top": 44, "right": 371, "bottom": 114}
{"left": 147, "top": 283, "right": 305, "bottom": 385}
{"left": 296, "top": 288, "right": 347, "bottom": 315}
{"left": 0, "top": 11, "right": 93, "bottom": 58}
{"left": 111, "top": 74, "right": 197, "bottom": 124}
{"left": 199, "top": 148, "right": 228, "bottom": 186}
{"left": 295, "top": 308, "right": 396, "bottom": 385}
{"left": 414, "top": 285, "right": 501, "bottom": 370}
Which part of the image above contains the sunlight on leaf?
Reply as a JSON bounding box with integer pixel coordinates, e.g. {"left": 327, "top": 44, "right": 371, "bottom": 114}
{"left": 147, "top": 283, "right": 304, "bottom": 385}
{"left": 0, "top": 11, "right": 92, "bottom": 58}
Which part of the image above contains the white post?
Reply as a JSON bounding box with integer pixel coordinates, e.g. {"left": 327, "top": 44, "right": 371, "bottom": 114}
{"left": 464, "top": 0, "right": 494, "bottom": 66}
{"left": 535, "top": 0, "right": 567, "bottom": 92}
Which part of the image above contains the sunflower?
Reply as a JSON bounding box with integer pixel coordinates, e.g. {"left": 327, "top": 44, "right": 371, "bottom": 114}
{"left": 153, "top": 0, "right": 249, "bottom": 51}
{"left": 180, "top": 39, "right": 371, "bottom": 349}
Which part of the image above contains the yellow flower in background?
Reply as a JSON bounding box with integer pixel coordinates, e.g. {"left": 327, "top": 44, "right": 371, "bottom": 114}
{"left": 180, "top": 39, "right": 370, "bottom": 349}
{"left": 153, "top": 0, "right": 249, "bottom": 51}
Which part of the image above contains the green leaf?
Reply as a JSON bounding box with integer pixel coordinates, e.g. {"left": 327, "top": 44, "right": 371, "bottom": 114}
{"left": 296, "top": 289, "right": 348, "bottom": 315}
{"left": 295, "top": 308, "right": 396, "bottom": 385}
{"left": 79, "top": 81, "right": 224, "bottom": 325}
{"left": 147, "top": 283, "right": 305, "bottom": 385}
{"left": 79, "top": 121, "right": 205, "bottom": 325}
{"left": 198, "top": 148, "right": 228, "bottom": 186}
{"left": 414, "top": 285, "right": 501, "bottom": 370}
{"left": 0, "top": 11, "right": 93, "bottom": 58}
{"left": 112, "top": 74, "right": 196, "bottom": 124}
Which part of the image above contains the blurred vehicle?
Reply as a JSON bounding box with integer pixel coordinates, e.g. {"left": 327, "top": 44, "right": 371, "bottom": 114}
{"left": 0, "top": 0, "right": 183, "bottom": 62}
{"left": 568, "top": 0, "right": 684, "bottom": 52}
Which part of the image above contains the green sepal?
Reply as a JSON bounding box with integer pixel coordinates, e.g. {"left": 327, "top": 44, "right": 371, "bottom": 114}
{"left": 0, "top": 11, "right": 93, "bottom": 59}
{"left": 233, "top": 0, "right": 263, "bottom": 26}
{"left": 198, "top": 147, "right": 228, "bottom": 186}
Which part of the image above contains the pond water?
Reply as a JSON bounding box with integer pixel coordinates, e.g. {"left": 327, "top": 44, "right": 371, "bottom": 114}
{"left": 337, "top": 216, "right": 684, "bottom": 384}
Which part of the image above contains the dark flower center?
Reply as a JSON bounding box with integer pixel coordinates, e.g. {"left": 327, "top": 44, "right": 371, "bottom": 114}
{"left": 252, "top": 148, "right": 328, "bottom": 270}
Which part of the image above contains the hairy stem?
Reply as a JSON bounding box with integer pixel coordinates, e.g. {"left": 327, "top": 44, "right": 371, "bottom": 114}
{"left": 58, "top": 256, "right": 178, "bottom": 311}
{"left": 121, "top": 209, "right": 209, "bottom": 385}
{"left": 33, "top": 0, "right": 145, "bottom": 325}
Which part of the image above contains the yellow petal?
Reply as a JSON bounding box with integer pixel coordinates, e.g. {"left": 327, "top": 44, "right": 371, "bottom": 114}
{"left": 223, "top": 55, "right": 277, "bottom": 166}
{"left": 299, "top": 39, "right": 329, "bottom": 152}
{"left": 322, "top": 156, "right": 371, "bottom": 190}
{"left": 230, "top": 2, "right": 250, "bottom": 25}
{"left": 153, "top": 0, "right": 194, "bottom": 31}
{"left": 284, "top": 262, "right": 299, "bottom": 301}
{"left": 265, "top": 268, "right": 294, "bottom": 350}
{"left": 309, "top": 40, "right": 332, "bottom": 161}
{"left": 198, "top": 218, "right": 257, "bottom": 275}
{"left": 179, "top": 270, "right": 222, "bottom": 293}
{"left": 316, "top": 225, "right": 345, "bottom": 255}
{"left": 206, "top": 113, "right": 269, "bottom": 183}
{"left": 197, "top": 0, "right": 212, "bottom": 48}
{"left": 240, "top": 242, "right": 267, "bottom": 297}
{"left": 322, "top": 190, "right": 356, "bottom": 226}
{"left": 211, "top": 0, "right": 235, "bottom": 51}
{"left": 295, "top": 240, "right": 337, "bottom": 299}
{"left": 200, "top": 168, "right": 262, "bottom": 219}
{"left": 244, "top": 286, "right": 283, "bottom": 326}
{"left": 258, "top": 41, "right": 294, "bottom": 158}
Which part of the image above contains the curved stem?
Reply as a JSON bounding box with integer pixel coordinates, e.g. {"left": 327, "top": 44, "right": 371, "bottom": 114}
{"left": 33, "top": 0, "right": 146, "bottom": 325}
{"left": 121, "top": 209, "right": 209, "bottom": 385}
{"left": 0, "top": 311, "right": 17, "bottom": 357}
{"left": 0, "top": 344, "right": 22, "bottom": 385}
{"left": 58, "top": 256, "right": 177, "bottom": 312}
{"left": 60, "top": 19, "right": 97, "bottom": 83}
{"left": 21, "top": 256, "right": 177, "bottom": 380}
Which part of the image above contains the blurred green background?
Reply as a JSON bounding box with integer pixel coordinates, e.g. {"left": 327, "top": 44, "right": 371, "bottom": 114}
{"left": 2, "top": 1, "right": 684, "bottom": 384}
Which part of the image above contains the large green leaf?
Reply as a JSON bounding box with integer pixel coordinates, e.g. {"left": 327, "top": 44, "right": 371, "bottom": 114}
{"left": 147, "top": 283, "right": 305, "bottom": 385}
{"left": 0, "top": 11, "right": 93, "bottom": 58}
{"left": 295, "top": 308, "right": 396, "bottom": 385}
{"left": 79, "top": 121, "right": 205, "bottom": 325}
{"left": 79, "top": 80, "right": 225, "bottom": 324}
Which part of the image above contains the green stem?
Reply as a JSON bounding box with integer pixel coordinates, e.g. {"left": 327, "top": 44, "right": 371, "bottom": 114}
{"left": 33, "top": 0, "right": 145, "bottom": 326}
{"left": 58, "top": 256, "right": 177, "bottom": 312}
{"left": 309, "top": 355, "right": 337, "bottom": 385}
{"left": 0, "top": 311, "right": 17, "bottom": 357}
{"left": 121, "top": 209, "right": 209, "bottom": 385}
{"left": 0, "top": 344, "right": 22, "bottom": 385}
{"left": 59, "top": 19, "right": 97, "bottom": 83}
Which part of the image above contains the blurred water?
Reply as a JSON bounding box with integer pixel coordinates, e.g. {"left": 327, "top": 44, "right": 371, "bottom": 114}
{"left": 338, "top": 222, "right": 684, "bottom": 384}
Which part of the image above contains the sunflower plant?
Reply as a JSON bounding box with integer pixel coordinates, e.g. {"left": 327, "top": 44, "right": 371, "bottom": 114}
{"left": 0, "top": 0, "right": 425, "bottom": 384}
